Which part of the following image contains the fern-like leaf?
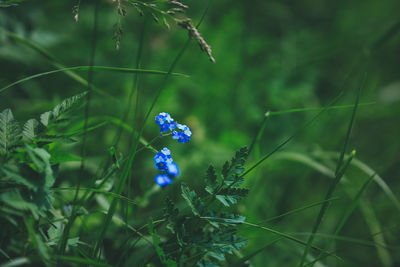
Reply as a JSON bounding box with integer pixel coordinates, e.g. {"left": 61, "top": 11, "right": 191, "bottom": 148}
{"left": 216, "top": 188, "right": 249, "bottom": 207}
{"left": 40, "top": 91, "right": 87, "bottom": 127}
{"left": 22, "top": 119, "right": 39, "bottom": 141}
{"left": 223, "top": 147, "right": 248, "bottom": 186}
{"left": 0, "top": 109, "right": 21, "bottom": 153}
{"left": 205, "top": 165, "right": 219, "bottom": 195}
{"left": 164, "top": 198, "right": 180, "bottom": 234}
{"left": 52, "top": 91, "right": 87, "bottom": 119}
{"left": 181, "top": 184, "right": 205, "bottom": 216}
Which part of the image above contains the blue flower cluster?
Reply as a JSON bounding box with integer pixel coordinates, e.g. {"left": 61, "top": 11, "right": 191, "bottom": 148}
{"left": 154, "top": 147, "right": 180, "bottom": 187}
{"left": 155, "top": 112, "right": 192, "bottom": 143}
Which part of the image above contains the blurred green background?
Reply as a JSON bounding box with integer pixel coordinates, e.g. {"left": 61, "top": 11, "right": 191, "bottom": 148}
{"left": 1, "top": 0, "right": 400, "bottom": 266}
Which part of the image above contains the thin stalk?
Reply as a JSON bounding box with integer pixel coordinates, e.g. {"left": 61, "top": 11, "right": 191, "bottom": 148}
{"left": 58, "top": 0, "right": 99, "bottom": 258}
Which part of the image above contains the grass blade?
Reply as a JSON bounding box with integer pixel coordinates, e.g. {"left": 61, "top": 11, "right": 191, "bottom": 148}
{"left": 299, "top": 74, "right": 364, "bottom": 266}
{"left": 255, "top": 197, "right": 339, "bottom": 225}
{"left": 239, "top": 90, "right": 344, "bottom": 181}
{"left": 241, "top": 221, "right": 341, "bottom": 261}
{"left": 231, "top": 238, "right": 283, "bottom": 267}
{"left": 310, "top": 174, "right": 375, "bottom": 266}
{"left": 0, "top": 66, "right": 187, "bottom": 95}
{"left": 268, "top": 102, "right": 374, "bottom": 116}
{"left": 52, "top": 187, "right": 138, "bottom": 205}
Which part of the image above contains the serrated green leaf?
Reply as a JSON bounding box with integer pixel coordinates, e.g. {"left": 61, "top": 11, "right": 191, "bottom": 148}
{"left": 0, "top": 190, "right": 40, "bottom": 219}
{"left": 164, "top": 198, "right": 179, "bottom": 234}
{"left": 33, "top": 187, "right": 54, "bottom": 212}
{"left": 39, "top": 92, "right": 87, "bottom": 128}
{"left": 221, "top": 161, "right": 229, "bottom": 179}
{"left": 203, "top": 213, "right": 245, "bottom": 227}
{"left": 205, "top": 165, "right": 219, "bottom": 195}
{"left": 181, "top": 184, "right": 205, "bottom": 216}
{"left": 149, "top": 219, "right": 177, "bottom": 267}
{"left": 52, "top": 91, "right": 87, "bottom": 119}
{"left": 1, "top": 164, "right": 38, "bottom": 191}
{"left": 40, "top": 111, "right": 52, "bottom": 127}
{"left": 215, "top": 188, "right": 249, "bottom": 207}
{"left": 22, "top": 119, "right": 39, "bottom": 141}
{"left": 222, "top": 147, "right": 248, "bottom": 186}
{"left": 26, "top": 145, "right": 54, "bottom": 188}
{"left": 0, "top": 109, "right": 21, "bottom": 153}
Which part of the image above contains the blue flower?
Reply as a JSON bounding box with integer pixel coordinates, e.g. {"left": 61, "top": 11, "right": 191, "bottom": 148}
{"left": 154, "top": 152, "right": 168, "bottom": 170}
{"left": 155, "top": 112, "right": 192, "bottom": 143}
{"left": 153, "top": 148, "right": 180, "bottom": 186}
{"left": 155, "top": 114, "right": 167, "bottom": 126}
{"left": 161, "top": 147, "right": 173, "bottom": 163}
{"left": 172, "top": 130, "right": 190, "bottom": 143}
{"left": 168, "top": 121, "right": 177, "bottom": 131}
{"left": 155, "top": 174, "right": 172, "bottom": 187}
{"left": 155, "top": 112, "right": 174, "bottom": 130}
{"left": 166, "top": 162, "right": 180, "bottom": 177}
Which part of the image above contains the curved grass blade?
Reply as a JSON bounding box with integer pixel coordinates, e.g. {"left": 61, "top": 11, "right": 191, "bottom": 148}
{"left": 0, "top": 66, "right": 188, "bottom": 94}
{"left": 351, "top": 157, "right": 400, "bottom": 211}
{"left": 272, "top": 151, "right": 396, "bottom": 267}
{"left": 237, "top": 89, "right": 345, "bottom": 183}
{"left": 299, "top": 75, "right": 364, "bottom": 266}
{"left": 268, "top": 102, "right": 375, "bottom": 116}
{"left": 231, "top": 238, "right": 283, "bottom": 267}
{"left": 255, "top": 197, "right": 339, "bottom": 225}
{"left": 275, "top": 151, "right": 400, "bottom": 212}
{"left": 241, "top": 221, "right": 341, "bottom": 261}
{"left": 310, "top": 174, "right": 375, "bottom": 266}
{"left": 52, "top": 187, "right": 138, "bottom": 205}
{"left": 0, "top": 27, "right": 114, "bottom": 99}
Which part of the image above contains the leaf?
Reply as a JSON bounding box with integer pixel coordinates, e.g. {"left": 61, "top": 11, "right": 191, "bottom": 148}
{"left": 33, "top": 187, "right": 54, "bottom": 212}
{"left": 205, "top": 165, "right": 219, "bottom": 195}
{"left": 1, "top": 164, "right": 38, "bottom": 191}
{"left": 49, "top": 150, "right": 82, "bottom": 164}
{"left": 203, "top": 213, "right": 246, "bottom": 227}
{"left": 181, "top": 184, "right": 205, "bottom": 216}
{"left": 24, "top": 218, "right": 50, "bottom": 263}
{"left": 215, "top": 188, "right": 249, "bottom": 207}
{"left": 26, "top": 145, "right": 54, "bottom": 188}
{"left": 148, "top": 219, "right": 177, "bottom": 267}
{"left": 164, "top": 198, "right": 179, "bottom": 234}
{"left": 22, "top": 119, "right": 39, "bottom": 141}
{"left": 0, "top": 109, "right": 21, "bottom": 153}
{"left": 197, "top": 259, "right": 220, "bottom": 267}
{"left": 47, "top": 221, "right": 80, "bottom": 248}
{"left": 40, "top": 111, "right": 52, "bottom": 127}
{"left": 0, "top": 190, "right": 40, "bottom": 219}
{"left": 222, "top": 147, "right": 248, "bottom": 186}
{"left": 67, "top": 237, "right": 80, "bottom": 247}
{"left": 51, "top": 91, "right": 87, "bottom": 119}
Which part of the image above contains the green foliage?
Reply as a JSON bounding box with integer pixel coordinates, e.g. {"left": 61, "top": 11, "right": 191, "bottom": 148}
{"left": 205, "top": 147, "right": 249, "bottom": 207}
{"left": 0, "top": 109, "right": 21, "bottom": 154}
{"left": 0, "top": 93, "right": 89, "bottom": 263}
{"left": 1, "top": 1, "right": 400, "bottom": 266}
{"left": 156, "top": 147, "right": 249, "bottom": 266}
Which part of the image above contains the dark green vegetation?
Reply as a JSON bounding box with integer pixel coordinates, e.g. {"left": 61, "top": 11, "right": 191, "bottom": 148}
{"left": 1, "top": 0, "right": 400, "bottom": 266}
